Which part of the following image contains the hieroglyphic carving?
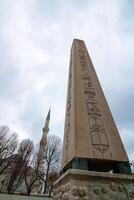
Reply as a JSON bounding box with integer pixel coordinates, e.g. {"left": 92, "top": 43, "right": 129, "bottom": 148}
{"left": 78, "top": 41, "right": 109, "bottom": 153}
{"left": 64, "top": 58, "right": 72, "bottom": 164}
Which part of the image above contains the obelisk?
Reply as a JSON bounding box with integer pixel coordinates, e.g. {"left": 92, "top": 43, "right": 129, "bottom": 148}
{"left": 62, "top": 39, "right": 130, "bottom": 174}
{"left": 53, "top": 39, "right": 134, "bottom": 200}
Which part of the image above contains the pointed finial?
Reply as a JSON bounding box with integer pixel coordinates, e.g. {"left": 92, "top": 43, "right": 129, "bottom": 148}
{"left": 46, "top": 107, "right": 51, "bottom": 121}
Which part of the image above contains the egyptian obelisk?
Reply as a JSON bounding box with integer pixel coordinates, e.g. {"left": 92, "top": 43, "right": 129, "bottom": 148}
{"left": 62, "top": 39, "right": 130, "bottom": 173}
{"left": 54, "top": 39, "right": 134, "bottom": 200}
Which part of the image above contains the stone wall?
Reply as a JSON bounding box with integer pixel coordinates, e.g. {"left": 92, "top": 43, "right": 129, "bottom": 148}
{"left": 0, "top": 193, "right": 52, "bottom": 200}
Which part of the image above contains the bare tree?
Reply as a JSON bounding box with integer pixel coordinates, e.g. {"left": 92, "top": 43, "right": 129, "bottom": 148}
{"left": 0, "top": 126, "right": 62, "bottom": 195}
{"left": 24, "top": 147, "right": 40, "bottom": 196}
{"left": 7, "top": 139, "right": 34, "bottom": 194}
{"left": 0, "top": 126, "right": 18, "bottom": 175}
{"left": 47, "top": 171, "right": 59, "bottom": 197}
{"left": 43, "top": 135, "right": 62, "bottom": 196}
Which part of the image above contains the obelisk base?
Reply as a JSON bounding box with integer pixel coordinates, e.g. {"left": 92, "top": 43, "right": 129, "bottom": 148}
{"left": 54, "top": 169, "right": 134, "bottom": 199}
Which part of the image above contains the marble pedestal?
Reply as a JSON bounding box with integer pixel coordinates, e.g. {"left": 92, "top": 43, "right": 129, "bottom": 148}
{"left": 54, "top": 169, "right": 134, "bottom": 200}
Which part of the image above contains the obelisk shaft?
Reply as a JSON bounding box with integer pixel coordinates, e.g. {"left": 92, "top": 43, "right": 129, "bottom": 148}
{"left": 62, "top": 39, "right": 129, "bottom": 171}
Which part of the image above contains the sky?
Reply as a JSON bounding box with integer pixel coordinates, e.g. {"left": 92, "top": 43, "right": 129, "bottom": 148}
{"left": 0, "top": 0, "right": 134, "bottom": 160}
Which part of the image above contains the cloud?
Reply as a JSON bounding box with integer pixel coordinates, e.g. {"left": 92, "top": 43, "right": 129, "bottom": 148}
{"left": 0, "top": 0, "right": 133, "bottom": 159}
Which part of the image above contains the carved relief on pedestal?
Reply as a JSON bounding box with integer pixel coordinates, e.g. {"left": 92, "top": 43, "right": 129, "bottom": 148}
{"left": 91, "top": 179, "right": 133, "bottom": 200}
{"left": 54, "top": 172, "right": 134, "bottom": 200}
{"left": 129, "top": 191, "right": 134, "bottom": 199}
{"left": 72, "top": 186, "right": 89, "bottom": 200}
{"left": 53, "top": 183, "right": 70, "bottom": 200}
{"left": 78, "top": 41, "right": 110, "bottom": 154}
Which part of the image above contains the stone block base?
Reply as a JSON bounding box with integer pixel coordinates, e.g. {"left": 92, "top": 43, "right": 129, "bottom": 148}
{"left": 54, "top": 169, "right": 134, "bottom": 200}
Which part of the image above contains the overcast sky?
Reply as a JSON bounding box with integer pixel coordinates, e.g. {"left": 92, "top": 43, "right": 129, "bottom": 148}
{"left": 0, "top": 0, "right": 134, "bottom": 160}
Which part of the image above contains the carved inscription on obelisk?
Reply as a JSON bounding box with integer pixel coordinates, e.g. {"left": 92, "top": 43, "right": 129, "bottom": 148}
{"left": 64, "top": 56, "right": 73, "bottom": 165}
{"left": 78, "top": 41, "right": 109, "bottom": 154}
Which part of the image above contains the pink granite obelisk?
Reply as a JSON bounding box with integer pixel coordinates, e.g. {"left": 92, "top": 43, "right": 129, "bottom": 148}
{"left": 62, "top": 39, "right": 129, "bottom": 173}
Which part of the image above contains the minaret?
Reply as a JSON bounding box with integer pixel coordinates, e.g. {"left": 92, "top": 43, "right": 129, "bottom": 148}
{"left": 40, "top": 108, "right": 50, "bottom": 149}
{"left": 38, "top": 108, "right": 50, "bottom": 194}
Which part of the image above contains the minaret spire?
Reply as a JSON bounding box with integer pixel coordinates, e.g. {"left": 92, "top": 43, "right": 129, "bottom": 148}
{"left": 43, "top": 107, "right": 51, "bottom": 135}
{"left": 39, "top": 107, "right": 51, "bottom": 148}
{"left": 38, "top": 108, "right": 51, "bottom": 194}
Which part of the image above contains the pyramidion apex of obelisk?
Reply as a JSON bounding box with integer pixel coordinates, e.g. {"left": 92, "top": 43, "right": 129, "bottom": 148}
{"left": 61, "top": 39, "right": 131, "bottom": 174}
{"left": 73, "top": 38, "right": 84, "bottom": 42}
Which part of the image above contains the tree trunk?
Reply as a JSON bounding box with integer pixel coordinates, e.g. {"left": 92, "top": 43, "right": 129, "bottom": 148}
{"left": 48, "top": 185, "right": 53, "bottom": 197}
